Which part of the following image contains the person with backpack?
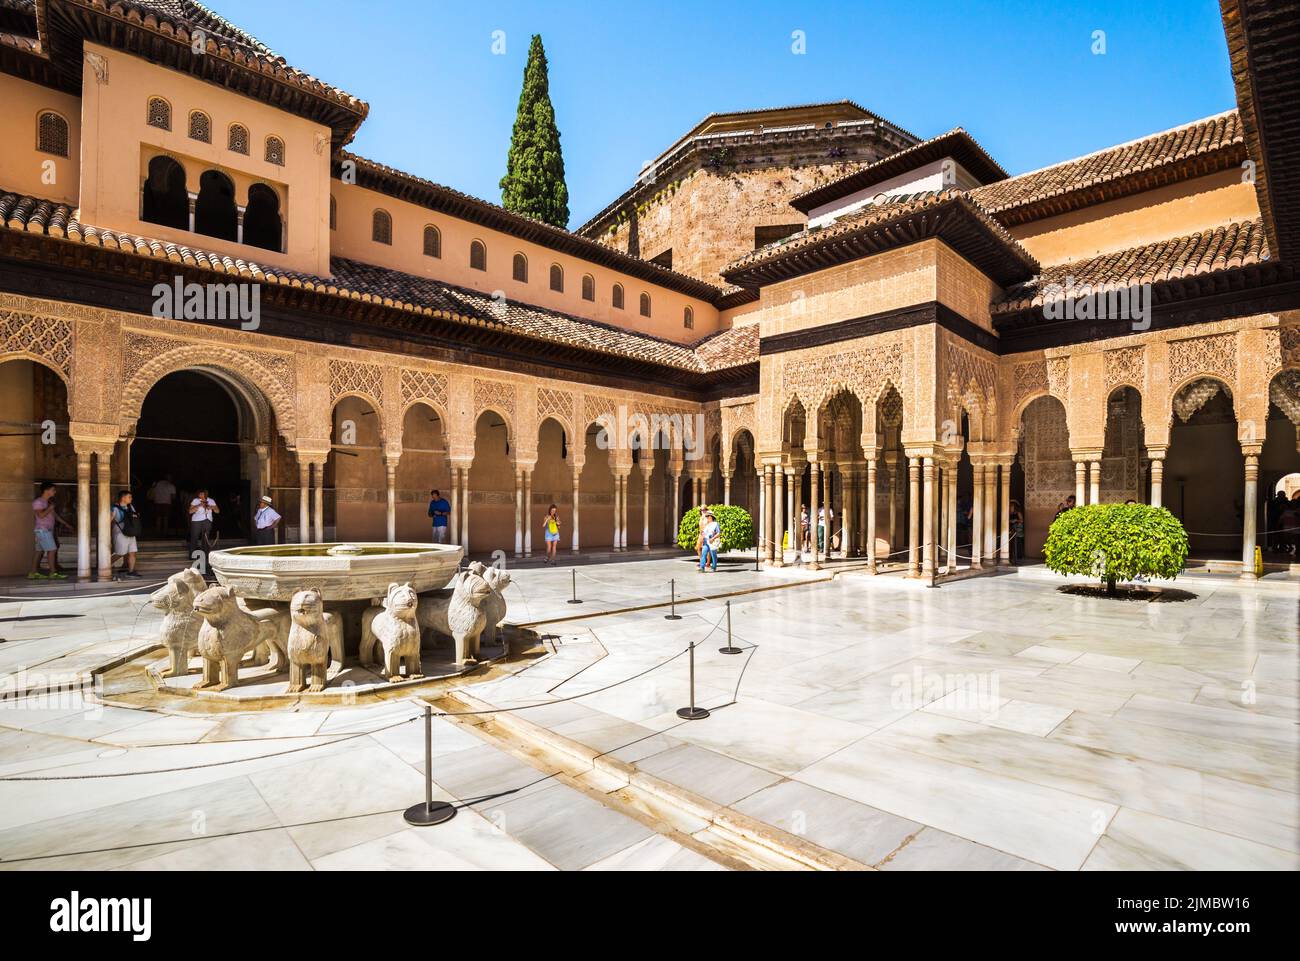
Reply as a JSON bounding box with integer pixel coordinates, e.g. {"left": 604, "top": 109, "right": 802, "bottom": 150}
{"left": 699, "top": 510, "right": 722, "bottom": 573}
{"left": 542, "top": 504, "right": 562, "bottom": 564}
{"left": 111, "top": 489, "right": 143, "bottom": 579}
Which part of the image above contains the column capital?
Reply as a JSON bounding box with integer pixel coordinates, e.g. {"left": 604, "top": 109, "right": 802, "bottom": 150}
{"left": 1070, "top": 448, "right": 1104, "bottom": 463}
{"left": 1240, "top": 442, "right": 1264, "bottom": 459}
{"left": 1145, "top": 446, "right": 1168, "bottom": 461}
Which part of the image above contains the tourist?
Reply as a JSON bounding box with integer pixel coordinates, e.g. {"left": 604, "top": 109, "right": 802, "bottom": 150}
{"left": 188, "top": 488, "right": 219, "bottom": 553}
{"left": 1055, "top": 494, "right": 1076, "bottom": 518}
{"left": 253, "top": 494, "right": 281, "bottom": 545}
{"left": 147, "top": 473, "right": 176, "bottom": 537}
{"left": 427, "top": 489, "right": 451, "bottom": 544}
{"left": 542, "top": 504, "right": 561, "bottom": 563}
{"left": 110, "top": 490, "right": 142, "bottom": 579}
{"left": 30, "top": 481, "right": 71, "bottom": 580}
{"left": 1009, "top": 498, "right": 1025, "bottom": 563}
{"left": 799, "top": 504, "right": 810, "bottom": 552}
{"left": 699, "top": 510, "right": 721, "bottom": 573}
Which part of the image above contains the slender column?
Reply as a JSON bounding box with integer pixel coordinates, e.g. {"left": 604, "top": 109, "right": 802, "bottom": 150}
{"left": 1148, "top": 448, "right": 1165, "bottom": 508}
{"left": 514, "top": 468, "right": 523, "bottom": 558}
{"left": 384, "top": 456, "right": 398, "bottom": 543}
{"left": 1241, "top": 446, "right": 1261, "bottom": 579}
{"left": 524, "top": 470, "right": 533, "bottom": 556}
{"left": 889, "top": 455, "right": 900, "bottom": 552}
{"left": 618, "top": 473, "right": 628, "bottom": 551}
{"left": 671, "top": 472, "right": 681, "bottom": 540}
{"left": 612, "top": 471, "right": 622, "bottom": 552}
{"left": 1088, "top": 460, "right": 1101, "bottom": 506}
{"left": 1074, "top": 461, "right": 1087, "bottom": 505}
{"left": 984, "top": 460, "right": 997, "bottom": 563}
{"left": 312, "top": 460, "right": 324, "bottom": 544}
{"left": 187, "top": 193, "right": 197, "bottom": 233}
{"left": 999, "top": 460, "right": 1011, "bottom": 565}
{"left": 723, "top": 472, "right": 732, "bottom": 505}
{"left": 75, "top": 448, "right": 92, "bottom": 579}
{"left": 808, "top": 461, "right": 820, "bottom": 569}
{"left": 947, "top": 460, "right": 958, "bottom": 572}
{"left": 786, "top": 468, "right": 797, "bottom": 561}
{"left": 756, "top": 468, "right": 765, "bottom": 555}
{"left": 460, "top": 467, "right": 471, "bottom": 554}
{"left": 762, "top": 465, "right": 775, "bottom": 564}
{"left": 971, "top": 462, "right": 984, "bottom": 568}
{"left": 642, "top": 470, "right": 651, "bottom": 548}
{"left": 571, "top": 467, "right": 581, "bottom": 553}
{"left": 772, "top": 464, "right": 785, "bottom": 566}
{"left": 298, "top": 461, "right": 310, "bottom": 543}
{"left": 841, "top": 467, "right": 853, "bottom": 559}
{"left": 449, "top": 466, "right": 460, "bottom": 547}
{"left": 922, "top": 457, "right": 936, "bottom": 583}
{"left": 866, "top": 459, "right": 878, "bottom": 573}
{"left": 907, "top": 456, "right": 920, "bottom": 576}
{"left": 96, "top": 450, "right": 112, "bottom": 580}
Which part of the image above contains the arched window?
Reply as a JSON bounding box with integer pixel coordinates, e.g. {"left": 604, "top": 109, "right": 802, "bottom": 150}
{"left": 141, "top": 155, "right": 188, "bottom": 231}
{"left": 195, "top": 169, "right": 238, "bottom": 242}
{"left": 612, "top": 283, "right": 624, "bottom": 310}
{"left": 639, "top": 293, "right": 651, "bottom": 317}
{"left": 228, "top": 124, "right": 249, "bottom": 155}
{"left": 372, "top": 209, "right": 392, "bottom": 245}
{"left": 549, "top": 264, "right": 564, "bottom": 293}
{"left": 329, "top": 195, "right": 337, "bottom": 231}
{"left": 264, "top": 136, "right": 285, "bottom": 166}
{"left": 188, "top": 111, "right": 211, "bottom": 143}
{"left": 243, "top": 183, "right": 282, "bottom": 253}
{"left": 470, "top": 240, "right": 487, "bottom": 271}
{"left": 512, "top": 252, "right": 528, "bottom": 282}
{"left": 581, "top": 275, "right": 595, "bottom": 302}
{"left": 423, "top": 225, "right": 441, "bottom": 258}
{"left": 36, "top": 111, "right": 69, "bottom": 158}
{"left": 146, "top": 97, "right": 171, "bottom": 131}
{"left": 683, "top": 306, "right": 694, "bottom": 329}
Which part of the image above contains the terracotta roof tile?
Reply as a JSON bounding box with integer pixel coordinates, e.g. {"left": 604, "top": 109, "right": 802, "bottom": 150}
{"left": 994, "top": 218, "right": 1270, "bottom": 313}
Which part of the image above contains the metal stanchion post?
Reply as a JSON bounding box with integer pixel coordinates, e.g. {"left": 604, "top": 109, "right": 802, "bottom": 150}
{"left": 567, "top": 567, "right": 581, "bottom": 604}
{"left": 404, "top": 704, "right": 456, "bottom": 826}
{"left": 718, "top": 599, "right": 742, "bottom": 655}
{"left": 664, "top": 577, "right": 682, "bottom": 620}
{"left": 675, "top": 641, "right": 710, "bottom": 720}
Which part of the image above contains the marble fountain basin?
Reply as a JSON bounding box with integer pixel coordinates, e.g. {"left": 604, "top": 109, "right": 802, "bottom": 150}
{"left": 209, "top": 542, "right": 463, "bottom": 602}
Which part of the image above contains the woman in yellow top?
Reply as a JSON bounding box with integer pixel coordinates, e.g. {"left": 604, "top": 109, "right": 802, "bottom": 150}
{"left": 543, "top": 503, "right": 562, "bottom": 564}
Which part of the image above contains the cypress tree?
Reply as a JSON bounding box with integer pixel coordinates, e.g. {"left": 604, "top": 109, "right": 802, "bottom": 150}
{"left": 500, "top": 35, "right": 570, "bottom": 228}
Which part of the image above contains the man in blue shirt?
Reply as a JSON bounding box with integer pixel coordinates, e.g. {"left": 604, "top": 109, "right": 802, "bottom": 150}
{"left": 428, "top": 489, "right": 451, "bottom": 544}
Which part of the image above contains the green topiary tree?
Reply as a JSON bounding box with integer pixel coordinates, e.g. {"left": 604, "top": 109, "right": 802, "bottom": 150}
{"left": 499, "top": 35, "right": 570, "bottom": 228}
{"left": 1044, "top": 503, "right": 1189, "bottom": 595}
{"left": 676, "top": 504, "right": 754, "bottom": 553}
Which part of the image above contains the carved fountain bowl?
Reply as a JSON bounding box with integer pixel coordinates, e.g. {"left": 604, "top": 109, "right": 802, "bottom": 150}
{"left": 209, "top": 542, "right": 464, "bottom": 602}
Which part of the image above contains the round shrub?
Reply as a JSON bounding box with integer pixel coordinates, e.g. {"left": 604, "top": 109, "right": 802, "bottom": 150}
{"left": 1044, "top": 503, "right": 1189, "bottom": 594}
{"left": 676, "top": 504, "right": 754, "bottom": 553}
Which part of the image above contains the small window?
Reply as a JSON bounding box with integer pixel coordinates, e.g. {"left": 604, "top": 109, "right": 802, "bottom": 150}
{"left": 147, "top": 97, "right": 172, "bottom": 131}
{"left": 264, "top": 136, "right": 285, "bottom": 166}
{"left": 330, "top": 195, "right": 337, "bottom": 231}
{"left": 549, "top": 264, "right": 564, "bottom": 293}
{"left": 639, "top": 293, "right": 651, "bottom": 318}
{"left": 684, "top": 306, "right": 694, "bottom": 330}
{"left": 512, "top": 252, "right": 528, "bottom": 282}
{"left": 424, "top": 225, "right": 441, "bottom": 258}
{"left": 36, "top": 111, "right": 69, "bottom": 158}
{"left": 188, "top": 110, "right": 211, "bottom": 143}
{"left": 470, "top": 240, "right": 487, "bottom": 271}
{"left": 228, "top": 124, "right": 249, "bottom": 155}
{"left": 612, "top": 283, "right": 624, "bottom": 310}
{"left": 372, "top": 209, "right": 392, "bottom": 245}
{"left": 581, "top": 275, "right": 595, "bottom": 302}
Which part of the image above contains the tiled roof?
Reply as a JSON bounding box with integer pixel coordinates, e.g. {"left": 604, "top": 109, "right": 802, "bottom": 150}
{"left": 994, "top": 218, "right": 1270, "bottom": 314}
{"left": 969, "top": 111, "right": 1245, "bottom": 224}
{"left": 723, "top": 189, "right": 1039, "bottom": 288}
{"left": 0, "top": 188, "right": 758, "bottom": 374}
{"left": 790, "top": 128, "right": 1008, "bottom": 213}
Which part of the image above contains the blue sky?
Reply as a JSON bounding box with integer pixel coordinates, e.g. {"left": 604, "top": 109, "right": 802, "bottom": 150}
{"left": 214, "top": 0, "right": 1237, "bottom": 228}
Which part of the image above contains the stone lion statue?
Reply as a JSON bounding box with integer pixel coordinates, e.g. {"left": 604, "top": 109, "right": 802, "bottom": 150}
{"left": 191, "top": 585, "right": 288, "bottom": 692}
{"left": 416, "top": 564, "right": 493, "bottom": 665}
{"left": 360, "top": 582, "right": 423, "bottom": 683}
{"left": 286, "top": 588, "right": 343, "bottom": 694}
{"left": 480, "top": 565, "right": 511, "bottom": 648}
{"left": 150, "top": 568, "right": 208, "bottom": 677}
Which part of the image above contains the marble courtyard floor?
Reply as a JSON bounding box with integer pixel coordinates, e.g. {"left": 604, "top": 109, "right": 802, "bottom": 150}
{"left": 0, "top": 558, "right": 1295, "bottom": 871}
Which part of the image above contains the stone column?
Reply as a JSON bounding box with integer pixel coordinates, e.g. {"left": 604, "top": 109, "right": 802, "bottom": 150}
{"left": 772, "top": 464, "right": 785, "bottom": 566}
{"left": 514, "top": 468, "right": 524, "bottom": 558}
{"left": 1241, "top": 445, "right": 1261, "bottom": 579}
{"left": 1074, "top": 460, "right": 1087, "bottom": 505}
{"left": 922, "top": 457, "right": 936, "bottom": 583}
{"left": 808, "top": 460, "right": 821, "bottom": 570}
{"left": 642, "top": 470, "right": 651, "bottom": 548}
{"left": 786, "top": 467, "right": 797, "bottom": 561}
{"left": 764, "top": 464, "right": 777, "bottom": 564}
{"left": 571, "top": 467, "right": 581, "bottom": 553}
{"left": 971, "top": 461, "right": 984, "bottom": 568}
{"left": 96, "top": 450, "right": 112, "bottom": 580}
{"left": 449, "top": 466, "right": 460, "bottom": 547}
{"left": 1147, "top": 447, "right": 1165, "bottom": 508}
{"left": 999, "top": 459, "right": 1012, "bottom": 565}
{"left": 841, "top": 466, "right": 853, "bottom": 558}
{"left": 618, "top": 473, "right": 628, "bottom": 551}
{"left": 723, "top": 471, "right": 732, "bottom": 505}
{"left": 888, "top": 453, "right": 900, "bottom": 551}
{"left": 298, "top": 460, "right": 310, "bottom": 544}
{"left": 384, "top": 455, "right": 398, "bottom": 543}
{"left": 866, "top": 459, "right": 878, "bottom": 572}
{"left": 612, "top": 471, "right": 622, "bottom": 552}
{"left": 312, "top": 459, "right": 324, "bottom": 544}
{"left": 907, "top": 456, "right": 920, "bottom": 576}
{"left": 459, "top": 467, "right": 471, "bottom": 554}
{"left": 75, "top": 447, "right": 92, "bottom": 579}
{"left": 756, "top": 468, "right": 765, "bottom": 555}
{"left": 985, "top": 460, "right": 997, "bottom": 564}
{"left": 947, "top": 459, "right": 958, "bottom": 573}
{"left": 1089, "top": 460, "right": 1101, "bottom": 506}
{"left": 524, "top": 469, "right": 533, "bottom": 557}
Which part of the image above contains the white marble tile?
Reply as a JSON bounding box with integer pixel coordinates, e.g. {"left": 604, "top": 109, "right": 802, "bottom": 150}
{"left": 1072, "top": 652, "right": 1140, "bottom": 674}
{"left": 1083, "top": 808, "right": 1299, "bottom": 870}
